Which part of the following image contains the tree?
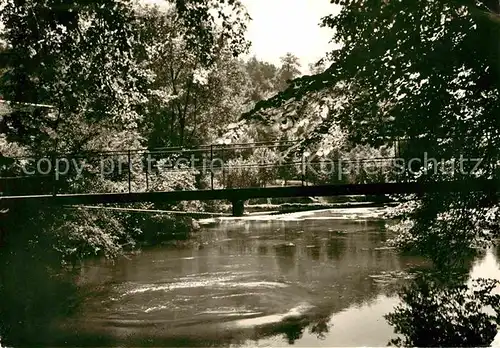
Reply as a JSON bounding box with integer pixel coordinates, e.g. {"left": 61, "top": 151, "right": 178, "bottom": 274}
{"left": 135, "top": 4, "right": 250, "bottom": 148}
{"left": 0, "top": 2, "right": 251, "bottom": 343}
{"left": 246, "top": 1, "right": 499, "bottom": 146}
{"left": 386, "top": 274, "right": 500, "bottom": 347}
{"left": 275, "top": 52, "right": 302, "bottom": 91}
{"left": 0, "top": 0, "right": 251, "bottom": 153}
{"left": 0, "top": 0, "right": 152, "bottom": 156}
{"left": 168, "top": 0, "right": 250, "bottom": 67}
{"left": 244, "top": 56, "right": 279, "bottom": 103}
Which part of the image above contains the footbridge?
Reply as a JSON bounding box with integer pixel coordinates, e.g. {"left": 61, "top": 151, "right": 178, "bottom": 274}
{"left": 1, "top": 141, "right": 498, "bottom": 216}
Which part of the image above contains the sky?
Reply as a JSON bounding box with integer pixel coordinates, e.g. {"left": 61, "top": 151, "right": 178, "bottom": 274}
{"left": 241, "top": 0, "right": 339, "bottom": 71}
{"left": 145, "top": 0, "right": 340, "bottom": 73}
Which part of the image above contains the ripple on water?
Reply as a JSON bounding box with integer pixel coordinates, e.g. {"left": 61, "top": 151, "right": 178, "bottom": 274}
{"left": 122, "top": 278, "right": 290, "bottom": 296}
{"left": 229, "top": 302, "right": 317, "bottom": 329}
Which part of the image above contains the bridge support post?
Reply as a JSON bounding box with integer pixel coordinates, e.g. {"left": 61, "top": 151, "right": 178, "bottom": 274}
{"left": 231, "top": 200, "right": 245, "bottom": 217}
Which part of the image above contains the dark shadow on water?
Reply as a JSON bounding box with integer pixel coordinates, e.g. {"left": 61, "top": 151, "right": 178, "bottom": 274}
{"left": 326, "top": 235, "right": 346, "bottom": 260}
{"left": 273, "top": 243, "right": 296, "bottom": 274}
{"left": 50, "top": 305, "right": 336, "bottom": 347}
{"left": 258, "top": 244, "right": 268, "bottom": 255}
{"left": 0, "top": 202, "right": 83, "bottom": 347}
{"left": 386, "top": 254, "right": 500, "bottom": 347}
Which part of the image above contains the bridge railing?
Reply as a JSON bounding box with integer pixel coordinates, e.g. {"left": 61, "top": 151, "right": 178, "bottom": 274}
{"left": 0, "top": 141, "right": 298, "bottom": 196}
{"left": 1, "top": 141, "right": 425, "bottom": 197}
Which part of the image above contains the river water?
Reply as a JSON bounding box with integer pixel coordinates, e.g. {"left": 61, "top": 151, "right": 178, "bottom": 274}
{"left": 52, "top": 208, "right": 500, "bottom": 347}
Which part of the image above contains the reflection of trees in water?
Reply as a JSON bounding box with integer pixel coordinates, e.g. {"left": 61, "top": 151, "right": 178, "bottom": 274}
{"left": 196, "top": 245, "right": 209, "bottom": 274}
{"left": 244, "top": 272, "right": 397, "bottom": 346}
{"left": 278, "top": 322, "right": 304, "bottom": 345}
{"left": 386, "top": 268, "right": 500, "bottom": 347}
{"left": 372, "top": 220, "right": 387, "bottom": 232}
{"left": 390, "top": 192, "right": 495, "bottom": 270}
{"left": 327, "top": 236, "right": 346, "bottom": 260}
{"left": 250, "top": 308, "right": 332, "bottom": 345}
{"left": 385, "top": 190, "right": 500, "bottom": 346}
{"left": 0, "top": 252, "right": 81, "bottom": 346}
{"left": 274, "top": 243, "right": 296, "bottom": 274}
{"left": 306, "top": 244, "right": 321, "bottom": 261}
{"left": 258, "top": 244, "right": 268, "bottom": 255}
{"left": 310, "top": 318, "right": 330, "bottom": 339}
{"left": 304, "top": 231, "right": 322, "bottom": 261}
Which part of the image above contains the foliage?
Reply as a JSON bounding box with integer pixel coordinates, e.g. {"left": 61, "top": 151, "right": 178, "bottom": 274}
{"left": 242, "top": 0, "right": 500, "bottom": 168}
{"left": 220, "top": 52, "right": 306, "bottom": 144}
{"left": 137, "top": 4, "right": 250, "bottom": 147}
{"left": 274, "top": 52, "right": 302, "bottom": 91}
{"left": 221, "top": 157, "right": 260, "bottom": 188}
{"left": 388, "top": 193, "right": 500, "bottom": 267}
{"left": 0, "top": 0, "right": 151, "bottom": 155}
{"left": 51, "top": 207, "right": 134, "bottom": 261}
{"left": 245, "top": 56, "right": 280, "bottom": 103}
{"left": 0, "top": 0, "right": 251, "bottom": 152}
{"left": 167, "top": 0, "right": 250, "bottom": 67}
{"left": 0, "top": 1, "right": 287, "bottom": 345}
{"left": 386, "top": 275, "right": 500, "bottom": 347}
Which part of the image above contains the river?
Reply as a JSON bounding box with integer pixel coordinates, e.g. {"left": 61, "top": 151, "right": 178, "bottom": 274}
{"left": 48, "top": 208, "right": 500, "bottom": 347}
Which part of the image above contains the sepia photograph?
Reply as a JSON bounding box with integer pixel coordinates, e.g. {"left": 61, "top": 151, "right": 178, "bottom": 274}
{"left": 1, "top": 0, "right": 500, "bottom": 347}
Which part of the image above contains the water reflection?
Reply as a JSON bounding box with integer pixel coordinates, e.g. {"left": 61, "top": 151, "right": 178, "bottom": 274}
{"left": 326, "top": 236, "right": 346, "bottom": 261}
{"left": 0, "top": 202, "right": 83, "bottom": 347}
{"left": 274, "top": 243, "right": 296, "bottom": 274}
{"left": 386, "top": 246, "right": 500, "bottom": 347}
{"left": 386, "top": 271, "right": 500, "bottom": 347}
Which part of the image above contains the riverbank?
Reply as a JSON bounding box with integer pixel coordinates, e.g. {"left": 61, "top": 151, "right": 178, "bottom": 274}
{"left": 245, "top": 200, "right": 398, "bottom": 214}
{"left": 205, "top": 194, "right": 396, "bottom": 216}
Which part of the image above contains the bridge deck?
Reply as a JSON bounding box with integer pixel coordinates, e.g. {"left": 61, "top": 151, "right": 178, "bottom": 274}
{"left": 2, "top": 180, "right": 498, "bottom": 206}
